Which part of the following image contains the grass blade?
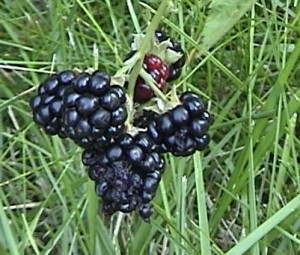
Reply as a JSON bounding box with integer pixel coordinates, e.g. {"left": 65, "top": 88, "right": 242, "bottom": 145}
{"left": 193, "top": 152, "right": 211, "bottom": 255}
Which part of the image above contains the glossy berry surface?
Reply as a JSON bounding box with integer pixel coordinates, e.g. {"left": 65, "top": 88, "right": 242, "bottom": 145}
{"left": 29, "top": 70, "right": 76, "bottom": 137}
{"left": 60, "top": 71, "right": 127, "bottom": 149}
{"left": 134, "top": 54, "right": 169, "bottom": 103}
{"left": 82, "top": 131, "right": 165, "bottom": 222}
{"left": 135, "top": 92, "right": 211, "bottom": 156}
{"left": 30, "top": 69, "right": 127, "bottom": 150}
{"left": 126, "top": 31, "right": 185, "bottom": 103}
{"left": 30, "top": 49, "right": 210, "bottom": 222}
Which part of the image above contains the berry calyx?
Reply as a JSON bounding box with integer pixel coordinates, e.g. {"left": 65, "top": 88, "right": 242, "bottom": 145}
{"left": 155, "top": 30, "right": 186, "bottom": 82}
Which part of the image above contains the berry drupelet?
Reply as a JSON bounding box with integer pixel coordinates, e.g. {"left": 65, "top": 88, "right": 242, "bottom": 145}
{"left": 82, "top": 131, "right": 165, "bottom": 221}
{"left": 60, "top": 70, "right": 127, "bottom": 149}
{"left": 135, "top": 92, "right": 211, "bottom": 156}
{"left": 29, "top": 70, "right": 76, "bottom": 137}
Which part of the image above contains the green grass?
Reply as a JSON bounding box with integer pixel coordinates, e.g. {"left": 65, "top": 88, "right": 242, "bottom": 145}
{"left": 1, "top": 0, "right": 300, "bottom": 254}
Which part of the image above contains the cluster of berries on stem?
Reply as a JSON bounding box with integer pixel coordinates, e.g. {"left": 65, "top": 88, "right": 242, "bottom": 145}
{"left": 29, "top": 30, "right": 211, "bottom": 221}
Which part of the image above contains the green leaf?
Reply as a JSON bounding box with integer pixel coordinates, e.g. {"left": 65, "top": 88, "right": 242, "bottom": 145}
{"left": 0, "top": 199, "right": 18, "bottom": 255}
{"left": 193, "top": 152, "right": 212, "bottom": 255}
{"left": 200, "top": 0, "right": 256, "bottom": 50}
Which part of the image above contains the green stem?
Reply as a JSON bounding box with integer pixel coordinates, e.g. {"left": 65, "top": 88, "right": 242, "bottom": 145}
{"left": 140, "top": 69, "right": 168, "bottom": 103}
{"left": 127, "top": 0, "right": 171, "bottom": 100}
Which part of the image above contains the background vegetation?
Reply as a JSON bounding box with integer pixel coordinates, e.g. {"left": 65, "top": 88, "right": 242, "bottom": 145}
{"left": 1, "top": 0, "right": 300, "bottom": 254}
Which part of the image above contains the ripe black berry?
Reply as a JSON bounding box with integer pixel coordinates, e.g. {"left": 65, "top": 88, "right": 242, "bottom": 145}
{"left": 141, "top": 191, "right": 153, "bottom": 203}
{"left": 135, "top": 92, "right": 211, "bottom": 156}
{"left": 82, "top": 131, "right": 165, "bottom": 221}
{"left": 181, "top": 92, "right": 205, "bottom": 116}
{"left": 165, "top": 129, "right": 196, "bottom": 156}
{"left": 60, "top": 70, "right": 127, "bottom": 149}
{"left": 138, "top": 204, "right": 154, "bottom": 222}
{"left": 110, "top": 106, "right": 128, "bottom": 126}
{"left": 189, "top": 118, "right": 209, "bottom": 137}
{"left": 90, "top": 108, "right": 111, "bottom": 129}
{"left": 73, "top": 72, "right": 90, "bottom": 93}
{"left": 30, "top": 70, "right": 76, "bottom": 137}
{"left": 76, "top": 95, "right": 99, "bottom": 116}
{"left": 109, "top": 85, "right": 126, "bottom": 104}
{"left": 143, "top": 177, "right": 159, "bottom": 193}
{"left": 96, "top": 181, "right": 109, "bottom": 196}
{"left": 195, "top": 134, "right": 211, "bottom": 151}
{"left": 134, "top": 132, "right": 154, "bottom": 152}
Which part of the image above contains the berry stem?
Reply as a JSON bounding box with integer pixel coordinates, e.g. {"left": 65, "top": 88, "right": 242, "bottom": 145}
{"left": 114, "top": 53, "right": 140, "bottom": 77}
{"left": 124, "top": 0, "right": 171, "bottom": 130}
{"left": 127, "top": 0, "right": 171, "bottom": 101}
{"left": 139, "top": 69, "right": 168, "bottom": 103}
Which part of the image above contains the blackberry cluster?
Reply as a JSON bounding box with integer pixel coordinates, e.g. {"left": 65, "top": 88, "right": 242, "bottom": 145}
{"left": 29, "top": 30, "right": 211, "bottom": 222}
{"left": 135, "top": 92, "right": 211, "bottom": 156}
{"left": 82, "top": 132, "right": 164, "bottom": 221}
{"left": 30, "top": 70, "right": 127, "bottom": 149}
{"left": 60, "top": 71, "right": 127, "bottom": 149}
{"left": 30, "top": 69, "right": 167, "bottom": 221}
{"left": 29, "top": 70, "right": 75, "bottom": 137}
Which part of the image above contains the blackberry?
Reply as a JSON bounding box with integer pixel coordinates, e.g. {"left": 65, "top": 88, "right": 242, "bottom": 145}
{"left": 136, "top": 92, "right": 211, "bottom": 156}
{"left": 29, "top": 70, "right": 76, "bottom": 137}
{"left": 82, "top": 131, "right": 165, "bottom": 221}
{"left": 134, "top": 54, "right": 169, "bottom": 103}
{"left": 155, "top": 30, "right": 185, "bottom": 82}
{"left": 133, "top": 110, "right": 160, "bottom": 128}
{"left": 60, "top": 70, "right": 127, "bottom": 149}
